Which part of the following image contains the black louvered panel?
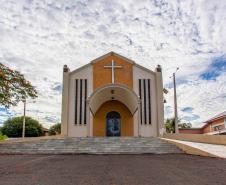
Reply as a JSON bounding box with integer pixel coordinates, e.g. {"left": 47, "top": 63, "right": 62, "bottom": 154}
{"left": 143, "top": 79, "right": 147, "bottom": 124}
{"left": 139, "top": 79, "right": 142, "bottom": 125}
{"left": 148, "top": 79, "right": 151, "bottom": 124}
{"left": 139, "top": 79, "right": 151, "bottom": 125}
{"left": 84, "top": 79, "right": 87, "bottom": 124}
{"left": 79, "top": 79, "right": 83, "bottom": 124}
{"left": 75, "top": 79, "right": 78, "bottom": 124}
{"left": 75, "top": 79, "right": 87, "bottom": 125}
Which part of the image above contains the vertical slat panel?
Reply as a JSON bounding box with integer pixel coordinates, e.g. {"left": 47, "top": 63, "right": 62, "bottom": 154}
{"left": 141, "top": 79, "right": 145, "bottom": 125}
{"left": 75, "top": 79, "right": 78, "bottom": 124}
{"left": 145, "top": 79, "right": 149, "bottom": 124}
{"left": 77, "top": 79, "right": 80, "bottom": 124}
{"left": 81, "top": 79, "right": 85, "bottom": 124}
{"left": 84, "top": 79, "right": 87, "bottom": 124}
{"left": 139, "top": 79, "right": 142, "bottom": 125}
{"left": 148, "top": 79, "right": 151, "bottom": 124}
{"left": 79, "top": 79, "right": 83, "bottom": 124}
{"left": 143, "top": 79, "right": 147, "bottom": 124}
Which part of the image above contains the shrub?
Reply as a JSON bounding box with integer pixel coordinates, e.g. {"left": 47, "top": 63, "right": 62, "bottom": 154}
{"left": 0, "top": 131, "right": 7, "bottom": 141}
{"left": 1, "top": 116, "right": 43, "bottom": 137}
{"left": 49, "top": 123, "right": 61, "bottom": 135}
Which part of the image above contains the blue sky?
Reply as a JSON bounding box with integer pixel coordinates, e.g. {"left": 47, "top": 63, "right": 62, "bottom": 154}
{"left": 200, "top": 55, "right": 226, "bottom": 80}
{"left": 0, "top": 0, "right": 226, "bottom": 128}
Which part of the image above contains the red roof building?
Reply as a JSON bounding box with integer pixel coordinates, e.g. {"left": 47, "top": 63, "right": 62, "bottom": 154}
{"left": 179, "top": 111, "right": 226, "bottom": 135}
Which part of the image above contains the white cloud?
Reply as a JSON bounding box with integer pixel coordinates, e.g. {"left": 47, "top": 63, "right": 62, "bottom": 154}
{"left": 0, "top": 0, "right": 226, "bottom": 128}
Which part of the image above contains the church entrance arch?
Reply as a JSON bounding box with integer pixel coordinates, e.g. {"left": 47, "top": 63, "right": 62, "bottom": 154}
{"left": 89, "top": 84, "right": 139, "bottom": 137}
{"left": 92, "top": 100, "right": 133, "bottom": 137}
{"left": 88, "top": 84, "right": 139, "bottom": 116}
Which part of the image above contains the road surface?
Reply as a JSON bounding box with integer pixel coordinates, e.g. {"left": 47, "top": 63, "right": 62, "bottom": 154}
{"left": 0, "top": 154, "right": 225, "bottom": 185}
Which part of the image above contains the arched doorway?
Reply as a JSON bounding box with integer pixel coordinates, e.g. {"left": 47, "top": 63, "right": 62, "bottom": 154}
{"left": 106, "top": 111, "right": 121, "bottom": 137}
{"left": 93, "top": 100, "right": 133, "bottom": 137}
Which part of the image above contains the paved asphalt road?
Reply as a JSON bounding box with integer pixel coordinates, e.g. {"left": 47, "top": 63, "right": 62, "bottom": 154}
{"left": 0, "top": 154, "right": 225, "bottom": 185}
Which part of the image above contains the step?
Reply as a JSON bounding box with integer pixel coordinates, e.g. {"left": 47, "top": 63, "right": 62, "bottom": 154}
{"left": 0, "top": 137, "right": 182, "bottom": 154}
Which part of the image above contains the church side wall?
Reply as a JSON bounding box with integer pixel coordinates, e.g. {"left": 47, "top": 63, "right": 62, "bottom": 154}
{"left": 68, "top": 65, "right": 93, "bottom": 137}
{"left": 133, "top": 66, "right": 158, "bottom": 137}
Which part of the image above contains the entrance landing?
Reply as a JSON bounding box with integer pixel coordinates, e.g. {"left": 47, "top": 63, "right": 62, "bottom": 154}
{"left": 0, "top": 137, "right": 182, "bottom": 155}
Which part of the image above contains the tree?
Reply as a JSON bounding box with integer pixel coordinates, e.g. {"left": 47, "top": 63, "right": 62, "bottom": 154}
{"left": 165, "top": 118, "right": 192, "bottom": 133}
{"left": 0, "top": 63, "right": 37, "bottom": 108}
{"left": 178, "top": 122, "right": 192, "bottom": 129}
{"left": 48, "top": 123, "right": 61, "bottom": 135}
{"left": 1, "top": 116, "right": 43, "bottom": 137}
{"left": 165, "top": 118, "right": 175, "bottom": 133}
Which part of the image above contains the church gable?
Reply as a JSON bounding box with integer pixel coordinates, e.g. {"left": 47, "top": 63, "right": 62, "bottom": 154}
{"left": 91, "top": 51, "right": 135, "bottom": 65}
{"left": 92, "top": 52, "right": 133, "bottom": 90}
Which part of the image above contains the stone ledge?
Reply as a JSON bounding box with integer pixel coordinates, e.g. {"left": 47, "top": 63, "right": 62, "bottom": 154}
{"left": 161, "top": 138, "right": 219, "bottom": 158}
{"left": 163, "top": 133, "right": 226, "bottom": 145}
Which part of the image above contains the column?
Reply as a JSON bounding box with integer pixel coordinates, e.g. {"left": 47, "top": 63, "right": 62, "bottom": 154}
{"left": 61, "top": 65, "right": 70, "bottom": 136}
{"left": 155, "top": 65, "right": 164, "bottom": 137}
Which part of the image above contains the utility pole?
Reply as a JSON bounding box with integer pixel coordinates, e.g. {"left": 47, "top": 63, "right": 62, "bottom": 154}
{"left": 22, "top": 99, "right": 36, "bottom": 138}
{"left": 173, "top": 72, "right": 178, "bottom": 133}
{"left": 170, "top": 67, "right": 179, "bottom": 134}
{"left": 22, "top": 99, "right": 26, "bottom": 138}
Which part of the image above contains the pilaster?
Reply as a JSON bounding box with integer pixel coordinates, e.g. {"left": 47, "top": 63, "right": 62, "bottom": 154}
{"left": 155, "top": 65, "right": 164, "bottom": 137}
{"left": 61, "top": 65, "right": 70, "bottom": 136}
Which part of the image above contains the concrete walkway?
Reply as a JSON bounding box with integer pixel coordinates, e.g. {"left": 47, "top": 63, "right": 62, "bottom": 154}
{"left": 164, "top": 138, "right": 226, "bottom": 158}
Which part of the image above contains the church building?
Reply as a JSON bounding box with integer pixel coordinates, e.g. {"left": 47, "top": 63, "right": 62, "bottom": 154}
{"left": 61, "top": 52, "right": 164, "bottom": 137}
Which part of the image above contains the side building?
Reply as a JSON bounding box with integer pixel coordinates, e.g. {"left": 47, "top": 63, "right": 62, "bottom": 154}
{"left": 179, "top": 111, "right": 226, "bottom": 135}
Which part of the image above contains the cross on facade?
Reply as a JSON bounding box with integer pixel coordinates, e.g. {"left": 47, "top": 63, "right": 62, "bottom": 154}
{"left": 104, "top": 60, "right": 122, "bottom": 84}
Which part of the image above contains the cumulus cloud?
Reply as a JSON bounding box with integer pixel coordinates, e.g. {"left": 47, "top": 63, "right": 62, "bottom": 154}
{"left": 0, "top": 0, "right": 226, "bottom": 127}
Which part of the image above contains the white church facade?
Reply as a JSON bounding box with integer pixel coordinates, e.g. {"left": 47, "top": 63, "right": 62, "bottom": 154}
{"left": 61, "top": 52, "right": 164, "bottom": 137}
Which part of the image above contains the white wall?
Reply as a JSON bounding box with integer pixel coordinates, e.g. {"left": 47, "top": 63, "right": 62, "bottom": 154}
{"left": 67, "top": 65, "right": 93, "bottom": 137}
{"left": 133, "top": 65, "right": 158, "bottom": 137}
{"left": 66, "top": 63, "right": 159, "bottom": 137}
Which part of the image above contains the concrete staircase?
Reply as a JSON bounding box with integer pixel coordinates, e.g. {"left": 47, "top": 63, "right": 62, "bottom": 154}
{"left": 0, "top": 137, "right": 182, "bottom": 154}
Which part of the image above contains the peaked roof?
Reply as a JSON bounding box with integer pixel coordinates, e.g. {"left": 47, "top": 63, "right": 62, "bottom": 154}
{"left": 90, "top": 51, "right": 135, "bottom": 64}
{"left": 70, "top": 51, "right": 156, "bottom": 75}
{"left": 204, "top": 111, "right": 226, "bottom": 123}
{"left": 179, "top": 111, "right": 226, "bottom": 130}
